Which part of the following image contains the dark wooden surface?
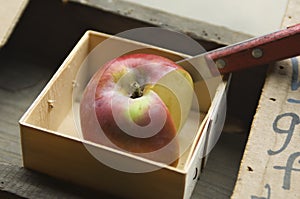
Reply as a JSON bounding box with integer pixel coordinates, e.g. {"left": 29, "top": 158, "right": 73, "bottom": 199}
{"left": 0, "top": 0, "right": 268, "bottom": 198}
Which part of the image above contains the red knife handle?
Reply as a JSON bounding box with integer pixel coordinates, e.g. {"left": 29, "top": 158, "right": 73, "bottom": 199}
{"left": 207, "top": 23, "right": 300, "bottom": 75}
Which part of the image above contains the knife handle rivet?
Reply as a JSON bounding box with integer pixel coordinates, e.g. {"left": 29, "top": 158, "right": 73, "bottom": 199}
{"left": 215, "top": 59, "right": 226, "bottom": 69}
{"left": 252, "top": 48, "right": 263, "bottom": 58}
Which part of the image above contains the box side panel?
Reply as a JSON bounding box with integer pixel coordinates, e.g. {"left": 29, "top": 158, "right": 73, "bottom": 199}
{"left": 20, "top": 125, "right": 185, "bottom": 199}
{"left": 23, "top": 32, "right": 90, "bottom": 132}
{"left": 89, "top": 31, "right": 189, "bottom": 61}
{"left": 183, "top": 76, "right": 230, "bottom": 198}
{"left": 203, "top": 78, "right": 229, "bottom": 166}
{"left": 87, "top": 31, "right": 189, "bottom": 80}
{"left": 183, "top": 154, "right": 203, "bottom": 199}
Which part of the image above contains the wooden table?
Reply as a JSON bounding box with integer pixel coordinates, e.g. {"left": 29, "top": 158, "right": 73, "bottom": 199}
{"left": 0, "top": 0, "right": 268, "bottom": 198}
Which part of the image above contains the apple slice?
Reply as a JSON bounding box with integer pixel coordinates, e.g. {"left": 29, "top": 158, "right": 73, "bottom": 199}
{"left": 148, "top": 68, "right": 194, "bottom": 132}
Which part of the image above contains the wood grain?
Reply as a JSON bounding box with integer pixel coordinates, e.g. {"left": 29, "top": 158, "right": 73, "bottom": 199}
{"left": 0, "top": 161, "right": 116, "bottom": 198}
{"left": 0, "top": 74, "right": 49, "bottom": 165}
{"left": 69, "top": 0, "right": 253, "bottom": 45}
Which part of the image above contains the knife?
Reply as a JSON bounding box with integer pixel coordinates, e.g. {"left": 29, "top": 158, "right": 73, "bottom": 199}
{"left": 177, "top": 23, "right": 300, "bottom": 82}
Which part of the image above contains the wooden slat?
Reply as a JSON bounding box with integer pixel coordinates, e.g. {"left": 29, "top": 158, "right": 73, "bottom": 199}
{"left": 0, "top": 0, "right": 28, "bottom": 47}
{"left": 68, "top": 0, "right": 253, "bottom": 45}
{"left": 0, "top": 80, "right": 49, "bottom": 165}
{"left": 113, "top": 0, "right": 288, "bottom": 36}
{"left": 0, "top": 162, "right": 115, "bottom": 198}
{"left": 231, "top": 0, "right": 300, "bottom": 198}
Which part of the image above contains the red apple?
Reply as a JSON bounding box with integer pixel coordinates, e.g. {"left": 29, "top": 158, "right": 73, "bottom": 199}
{"left": 80, "top": 53, "right": 193, "bottom": 166}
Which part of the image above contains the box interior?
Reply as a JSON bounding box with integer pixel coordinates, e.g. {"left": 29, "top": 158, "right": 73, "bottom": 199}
{"left": 21, "top": 31, "right": 221, "bottom": 171}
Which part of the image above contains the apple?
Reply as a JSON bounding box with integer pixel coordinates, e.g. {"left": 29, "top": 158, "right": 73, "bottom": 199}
{"left": 80, "top": 53, "right": 194, "bottom": 166}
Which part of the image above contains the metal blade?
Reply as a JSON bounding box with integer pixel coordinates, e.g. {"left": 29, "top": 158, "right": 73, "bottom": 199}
{"left": 176, "top": 53, "right": 220, "bottom": 82}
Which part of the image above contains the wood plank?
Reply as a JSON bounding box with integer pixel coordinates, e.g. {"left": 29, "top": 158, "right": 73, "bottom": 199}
{"left": 0, "top": 0, "right": 29, "bottom": 47}
{"left": 193, "top": 133, "right": 247, "bottom": 198}
{"left": 118, "top": 0, "right": 288, "bottom": 36}
{"left": 0, "top": 161, "right": 115, "bottom": 198}
{"left": 231, "top": 0, "right": 300, "bottom": 198}
{"left": 0, "top": 78, "right": 49, "bottom": 165}
{"left": 68, "top": 0, "right": 253, "bottom": 45}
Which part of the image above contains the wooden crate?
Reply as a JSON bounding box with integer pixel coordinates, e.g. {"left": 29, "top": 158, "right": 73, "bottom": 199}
{"left": 19, "top": 30, "right": 229, "bottom": 199}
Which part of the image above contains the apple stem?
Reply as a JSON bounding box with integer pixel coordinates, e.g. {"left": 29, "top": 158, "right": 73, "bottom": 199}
{"left": 130, "top": 82, "right": 143, "bottom": 99}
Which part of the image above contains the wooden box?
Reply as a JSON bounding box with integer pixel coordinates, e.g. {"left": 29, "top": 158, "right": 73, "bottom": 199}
{"left": 19, "top": 30, "right": 229, "bottom": 199}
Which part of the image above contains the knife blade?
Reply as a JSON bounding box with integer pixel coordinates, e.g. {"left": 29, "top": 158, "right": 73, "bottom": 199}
{"left": 177, "top": 23, "right": 300, "bottom": 82}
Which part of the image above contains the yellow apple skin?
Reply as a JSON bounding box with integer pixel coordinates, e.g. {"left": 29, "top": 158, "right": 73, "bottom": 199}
{"left": 80, "top": 54, "right": 193, "bottom": 166}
